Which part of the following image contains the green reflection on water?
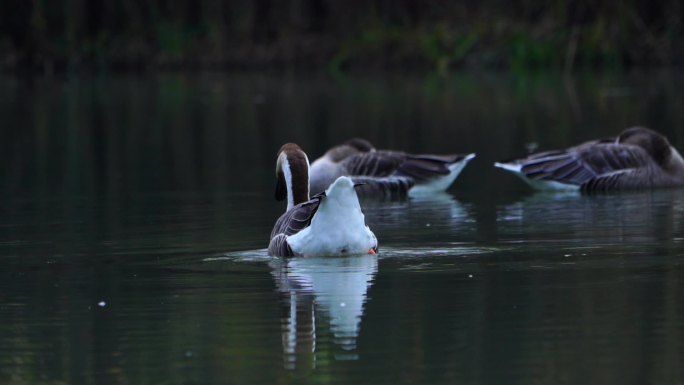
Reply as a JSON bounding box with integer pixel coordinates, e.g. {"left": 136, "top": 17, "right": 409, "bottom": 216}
{"left": 1, "top": 71, "right": 683, "bottom": 385}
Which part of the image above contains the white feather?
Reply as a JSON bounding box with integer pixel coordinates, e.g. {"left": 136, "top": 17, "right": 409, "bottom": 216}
{"left": 288, "top": 176, "right": 377, "bottom": 257}
{"left": 409, "top": 153, "right": 476, "bottom": 196}
{"left": 280, "top": 154, "right": 295, "bottom": 211}
{"left": 494, "top": 162, "right": 579, "bottom": 191}
{"left": 280, "top": 151, "right": 311, "bottom": 211}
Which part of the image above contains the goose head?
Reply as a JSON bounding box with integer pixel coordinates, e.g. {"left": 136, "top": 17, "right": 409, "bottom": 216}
{"left": 275, "top": 143, "right": 310, "bottom": 211}
{"left": 618, "top": 127, "right": 672, "bottom": 164}
{"left": 617, "top": 126, "right": 684, "bottom": 175}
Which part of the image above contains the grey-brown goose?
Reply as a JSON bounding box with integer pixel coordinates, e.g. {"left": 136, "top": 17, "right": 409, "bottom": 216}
{"left": 494, "top": 126, "right": 684, "bottom": 192}
{"left": 309, "top": 138, "right": 475, "bottom": 197}
{"left": 268, "top": 143, "right": 378, "bottom": 257}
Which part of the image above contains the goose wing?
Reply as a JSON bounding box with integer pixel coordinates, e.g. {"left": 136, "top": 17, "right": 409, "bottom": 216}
{"left": 395, "top": 153, "right": 469, "bottom": 182}
{"left": 341, "top": 151, "right": 469, "bottom": 182}
{"left": 518, "top": 143, "right": 655, "bottom": 186}
{"left": 581, "top": 161, "right": 683, "bottom": 191}
{"left": 340, "top": 151, "right": 406, "bottom": 177}
{"left": 268, "top": 195, "right": 323, "bottom": 257}
{"left": 580, "top": 168, "right": 649, "bottom": 191}
{"left": 268, "top": 234, "right": 293, "bottom": 258}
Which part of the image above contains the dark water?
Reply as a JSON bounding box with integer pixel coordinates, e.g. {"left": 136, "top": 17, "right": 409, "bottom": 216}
{"left": 1, "top": 71, "right": 684, "bottom": 385}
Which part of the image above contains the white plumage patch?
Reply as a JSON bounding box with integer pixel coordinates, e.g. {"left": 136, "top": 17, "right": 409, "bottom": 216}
{"left": 280, "top": 154, "right": 295, "bottom": 211}
{"left": 279, "top": 151, "right": 311, "bottom": 211}
{"left": 409, "top": 153, "right": 477, "bottom": 196}
{"left": 287, "top": 176, "right": 377, "bottom": 257}
{"left": 494, "top": 162, "right": 580, "bottom": 191}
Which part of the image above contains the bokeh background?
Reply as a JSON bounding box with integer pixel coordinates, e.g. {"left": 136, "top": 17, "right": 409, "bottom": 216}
{"left": 0, "top": 1, "right": 682, "bottom": 72}
{"left": 2, "top": 3, "right": 684, "bottom": 385}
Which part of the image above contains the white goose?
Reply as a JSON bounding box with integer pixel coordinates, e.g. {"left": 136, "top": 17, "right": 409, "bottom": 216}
{"left": 495, "top": 126, "right": 684, "bottom": 192}
{"left": 309, "top": 138, "right": 476, "bottom": 197}
{"left": 268, "top": 143, "right": 378, "bottom": 257}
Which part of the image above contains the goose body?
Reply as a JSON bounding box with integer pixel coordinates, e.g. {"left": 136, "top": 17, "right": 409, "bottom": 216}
{"left": 309, "top": 138, "right": 475, "bottom": 197}
{"left": 495, "top": 127, "right": 684, "bottom": 192}
{"left": 268, "top": 143, "right": 378, "bottom": 258}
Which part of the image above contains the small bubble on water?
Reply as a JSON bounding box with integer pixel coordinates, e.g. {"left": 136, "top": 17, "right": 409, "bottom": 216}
{"left": 340, "top": 302, "right": 346, "bottom": 307}
{"left": 98, "top": 301, "right": 106, "bottom": 307}
{"left": 468, "top": 274, "right": 473, "bottom": 278}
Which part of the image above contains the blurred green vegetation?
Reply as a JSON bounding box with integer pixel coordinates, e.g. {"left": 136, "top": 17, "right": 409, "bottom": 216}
{"left": 1, "top": 71, "right": 683, "bottom": 202}
{"left": 0, "top": 0, "right": 681, "bottom": 72}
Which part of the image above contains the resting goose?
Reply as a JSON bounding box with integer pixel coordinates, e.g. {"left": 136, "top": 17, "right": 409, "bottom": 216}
{"left": 268, "top": 143, "right": 378, "bottom": 257}
{"left": 309, "top": 138, "right": 476, "bottom": 197}
{"left": 494, "top": 126, "right": 684, "bottom": 192}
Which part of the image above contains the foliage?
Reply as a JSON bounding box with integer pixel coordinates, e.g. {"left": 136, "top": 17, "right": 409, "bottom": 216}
{"left": 0, "top": 0, "right": 682, "bottom": 72}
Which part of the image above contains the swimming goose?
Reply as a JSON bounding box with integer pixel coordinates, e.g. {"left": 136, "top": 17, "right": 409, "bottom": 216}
{"left": 494, "top": 126, "right": 684, "bottom": 192}
{"left": 269, "top": 143, "right": 378, "bottom": 257}
{"left": 309, "top": 138, "right": 476, "bottom": 197}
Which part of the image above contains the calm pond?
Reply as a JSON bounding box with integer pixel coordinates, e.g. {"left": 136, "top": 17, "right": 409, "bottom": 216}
{"left": 1, "top": 71, "right": 683, "bottom": 384}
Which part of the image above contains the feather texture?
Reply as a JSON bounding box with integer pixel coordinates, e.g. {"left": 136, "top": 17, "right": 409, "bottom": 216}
{"left": 496, "top": 127, "right": 684, "bottom": 191}
{"left": 350, "top": 176, "right": 415, "bottom": 199}
{"left": 309, "top": 139, "right": 474, "bottom": 196}
{"left": 268, "top": 194, "right": 323, "bottom": 257}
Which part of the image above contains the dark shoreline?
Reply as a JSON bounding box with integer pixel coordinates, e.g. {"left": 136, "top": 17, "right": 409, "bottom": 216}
{"left": 2, "top": 1, "right": 682, "bottom": 74}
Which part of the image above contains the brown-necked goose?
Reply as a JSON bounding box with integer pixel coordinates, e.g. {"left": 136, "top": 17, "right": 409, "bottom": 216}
{"left": 494, "top": 126, "right": 684, "bottom": 192}
{"left": 268, "top": 143, "right": 378, "bottom": 257}
{"left": 309, "top": 138, "right": 476, "bottom": 197}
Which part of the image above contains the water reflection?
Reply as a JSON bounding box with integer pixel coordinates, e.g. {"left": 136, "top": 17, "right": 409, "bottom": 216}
{"left": 270, "top": 254, "right": 378, "bottom": 369}
{"left": 362, "top": 192, "right": 474, "bottom": 245}
{"left": 497, "top": 189, "right": 684, "bottom": 248}
{"left": 2, "top": 71, "right": 684, "bottom": 385}
{"left": 364, "top": 192, "right": 468, "bottom": 223}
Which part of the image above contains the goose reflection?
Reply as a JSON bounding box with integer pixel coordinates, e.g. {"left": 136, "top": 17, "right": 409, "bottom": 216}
{"left": 361, "top": 192, "right": 473, "bottom": 243}
{"left": 270, "top": 254, "right": 378, "bottom": 369}
{"left": 364, "top": 191, "right": 467, "bottom": 222}
{"left": 497, "top": 189, "right": 684, "bottom": 245}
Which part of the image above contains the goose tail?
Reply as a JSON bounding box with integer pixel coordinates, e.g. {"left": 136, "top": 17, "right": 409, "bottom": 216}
{"left": 404, "top": 153, "right": 476, "bottom": 195}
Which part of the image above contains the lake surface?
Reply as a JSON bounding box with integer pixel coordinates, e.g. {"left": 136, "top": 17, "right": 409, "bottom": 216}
{"left": 1, "top": 71, "right": 684, "bottom": 384}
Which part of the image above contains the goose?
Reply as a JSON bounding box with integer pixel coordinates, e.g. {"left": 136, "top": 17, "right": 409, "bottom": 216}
{"left": 494, "top": 126, "right": 684, "bottom": 192}
{"left": 309, "top": 138, "right": 476, "bottom": 197}
{"left": 268, "top": 143, "right": 378, "bottom": 257}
